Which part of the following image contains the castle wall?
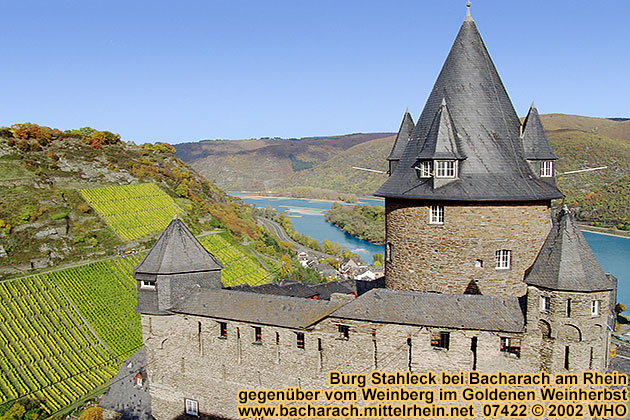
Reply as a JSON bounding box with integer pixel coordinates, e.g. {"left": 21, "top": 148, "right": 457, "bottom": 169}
{"left": 385, "top": 199, "right": 551, "bottom": 297}
{"left": 525, "top": 286, "right": 614, "bottom": 373}
{"left": 142, "top": 313, "right": 539, "bottom": 420}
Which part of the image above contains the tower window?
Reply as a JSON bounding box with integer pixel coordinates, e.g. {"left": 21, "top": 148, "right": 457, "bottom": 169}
{"left": 566, "top": 299, "right": 572, "bottom": 317}
{"left": 429, "top": 205, "right": 444, "bottom": 224}
{"left": 540, "top": 296, "right": 550, "bottom": 313}
{"left": 337, "top": 325, "right": 350, "bottom": 340}
{"left": 386, "top": 242, "right": 394, "bottom": 262}
{"left": 296, "top": 332, "right": 305, "bottom": 349}
{"left": 218, "top": 322, "right": 227, "bottom": 339}
{"left": 541, "top": 161, "right": 553, "bottom": 177}
{"left": 500, "top": 337, "right": 521, "bottom": 358}
{"left": 495, "top": 250, "right": 511, "bottom": 269}
{"left": 430, "top": 331, "right": 450, "bottom": 350}
{"left": 435, "top": 160, "right": 456, "bottom": 178}
{"left": 591, "top": 300, "right": 600, "bottom": 317}
{"left": 418, "top": 161, "right": 432, "bottom": 178}
{"left": 140, "top": 279, "right": 156, "bottom": 289}
{"left": 184, "top": 399, "right": 199, "bottom": 417}
{"left": 253, "top": 326, "right": 262, "bottom": 344}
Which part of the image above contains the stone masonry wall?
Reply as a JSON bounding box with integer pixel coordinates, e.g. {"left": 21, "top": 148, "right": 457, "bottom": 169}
{"left": 385, "top": 199, "right": 551, "bottom": 297}
{"left": 142, "top": 313, "right": 541, "bottom": 420}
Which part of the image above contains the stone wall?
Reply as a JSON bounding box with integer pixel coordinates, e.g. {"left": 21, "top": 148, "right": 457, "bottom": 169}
{"left": 142, "top": 313, "right": 541, "bottom": 420}
{"left": 384, "top": 199, "right": 551, "bottom": 297}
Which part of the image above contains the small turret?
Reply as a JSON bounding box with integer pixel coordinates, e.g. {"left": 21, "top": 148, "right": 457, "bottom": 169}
{"left": 386, "top": 108, "right": 415, "bottom": 176}
{"left": 521, "top": 102, "right": 559, "bottom": 183}
{"left": 134, "top": 216, "right": 223, "bottom": 315}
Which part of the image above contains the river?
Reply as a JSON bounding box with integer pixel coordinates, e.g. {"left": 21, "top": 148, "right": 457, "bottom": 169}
{"left": 235, "top": 194, "right": 630, "bottom": 306}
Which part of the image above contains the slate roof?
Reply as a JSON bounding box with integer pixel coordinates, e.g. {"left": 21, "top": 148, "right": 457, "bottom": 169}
{"left": 230, "top": 280, "right": 318, "bottom": 298}
{"left": 310, "top": 280, "right": 357, "bottom": 300}
{"left": 521, "top": 103, "right": 559, "bottom": 160}
{"left": 524, "top": 207, "right": 616, "bottom": 292}
{"left": 134, "top": 217, "right": 222, "bottom": 275}
{"left": 331, "top": 288, "right": 525, "bottom": 332}
{"left": 375, "top": 14, "right": 562, "bottom": 201}
{"left": 99, "top": 348, "right": 152, "bottom": 420}
{"left": 387, "top": 109, "right": 415, "bottom": 162}
{"left": 417, "top": 99, "right": 464, "bottom": 160}
{"left": 171, "top": 289, "right": 345, "bottom": 329}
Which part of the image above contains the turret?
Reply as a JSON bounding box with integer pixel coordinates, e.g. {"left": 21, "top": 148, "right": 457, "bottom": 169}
{"left": 521, "top": 102, "right": 559, "bottom": 185}
{"left": 134, "top": 216, "right": 223, "bottom": 315}
{"left": 386, "top": 108, "right": 415, "bottom": 176}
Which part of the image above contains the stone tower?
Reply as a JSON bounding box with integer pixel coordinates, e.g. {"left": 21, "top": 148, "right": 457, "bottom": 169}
{"left": 524, "top": 207, "right": 616, "bottom": 373}
{"left": 375, "top": 10, "right": 563, "bottom": 297}
{"left": 134, "top": 216, "right": 223, "bottom": 315}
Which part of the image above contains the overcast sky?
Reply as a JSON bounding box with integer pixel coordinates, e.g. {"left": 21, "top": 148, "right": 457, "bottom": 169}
{"left": 1, "top": 1, "right": 628, "bottom": 144}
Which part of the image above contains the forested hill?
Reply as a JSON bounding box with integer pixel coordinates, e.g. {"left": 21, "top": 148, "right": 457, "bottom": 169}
{"left": 175, "top": 114, "right": 630, "bottom": 228}
{"left": 0, "top": 123, "right": 260, "bottom": 278}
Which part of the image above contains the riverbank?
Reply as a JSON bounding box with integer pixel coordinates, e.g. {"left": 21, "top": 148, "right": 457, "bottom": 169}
{"left": 579, "top": 224, "right": 630, "bottom": 239}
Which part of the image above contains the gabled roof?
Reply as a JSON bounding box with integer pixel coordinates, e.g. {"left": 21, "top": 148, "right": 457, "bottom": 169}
{"left": 387, "top": 109, "right": 415, "bottom": 161}
{"left": 524, "top": 207, "right": 615, "bottom": 292}
{"left": 171, "top": 289, "right": 345, "bottom": 329}
{"left": 134, "top": 217, "right": 222, "bottom": 275}
{"left": 417, "top": 98, "right": 464, "bottom": 160}
{"left": 376, "top": 13, "right": 562, "bottom": 201}
{"left": 521, "top": 103, "right": 559, "bottom": 160}
{"left": 331, "top": 289, "right": 524, "bottom": 332}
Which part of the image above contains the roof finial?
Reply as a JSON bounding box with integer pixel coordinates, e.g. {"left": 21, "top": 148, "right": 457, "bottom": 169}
{"left": 173, "top": 214, "right": 178, "bottom": 220}
{"left": 465, "top": 1, "right": 473, "bottom": 20}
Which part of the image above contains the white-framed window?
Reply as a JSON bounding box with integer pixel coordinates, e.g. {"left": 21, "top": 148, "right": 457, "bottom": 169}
{"left": 184, "top": 398, "right": 199, "bottom": 417}
{"left": 540, "top": 296, "right": 550, "bottom": 313}
{"left": 429, "top": 205, "right": 444, "bottom": 224}
{"left": 140, "top": 279, "right": 156, "bottom": 290}
{"left": 495, "top": 250, "right": 511, "bottom": 269}
{"left": 591, "top": 300, "right": 600, "bottom": 317}
{"left": 500, "top": 337, "right": 521, "bottom": 357}
{"left": 418, "top": 161, "right": 432, "bottom": 178}
{"left": 435, "top": 160, "right": 456, "bottom": 178}
{"left": 541, "top": 161, "right": 553, "bottom": 177}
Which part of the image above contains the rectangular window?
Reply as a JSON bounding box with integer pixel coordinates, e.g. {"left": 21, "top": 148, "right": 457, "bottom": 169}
{"left": 386, "top": 242, "right": 394, "bottom": 263}
{"left": 435, "top": 160, "right": 456, "bottom": 178}
{"left": 540, "top": 296, "right": 550, "bottom": 313}
{"left": 140, "top": 279, "right": 156, "bottom": 289}
{"left": 253, "top": 326, "right": 262, "bottom": 344}
{"left": 338, "top": 325, "right": 349, "bottom": 340}
{"left": 218, "top": 322, "right": 227, "bottom": 339}
{"left": 430, "top": 331, "right": 450, "bottom": 350}
{"left": 541, "top": 161, "right": 553, "bottom": 177}
{"left": 500, "top": 337, "right": 521, "bottom": 358}
{"left": 184, "top": 399, "right": 199, "bottom": 417}
{"left": 495, "top": 250, "right": 511, "bottom": 269}
{"left": 429, "top": 205, "right": 444, "bottom": 224}
{"left": 591, "top": 300, "right": 600, "bottom": 317}
{"left": 296, "top": 332, "right": 305, "bottom": 349}
{"left": 419, "top": 161, "right": 432, "bottom": 178}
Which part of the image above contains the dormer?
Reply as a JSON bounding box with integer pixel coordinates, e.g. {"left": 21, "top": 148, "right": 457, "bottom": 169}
{"left": 387, "top": 108, "right": 415, "bottom": 176}
{"left": 415, "top": 98, "right": 465, "bottom": 188}
{"left": 521, "top": 102, "right": 558, "bottom": 184}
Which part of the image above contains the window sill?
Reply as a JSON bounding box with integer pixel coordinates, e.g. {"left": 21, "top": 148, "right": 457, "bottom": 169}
{"left": 217, "top": 336, "right": 227, "bottom": 340}
{"left": 252, "top": 341, "right": 262, "bottom": 346}
{"left": 495, "top": 267, "right": 511, "bottom": 271}
{"left": 336, "top": 337, "right": 349, "bottom": 341}
{"left": 431, "top": 346, "right": 448, "bottom": 352}
{"left": 428, "top": 222, "right": 444, "bottom": 226}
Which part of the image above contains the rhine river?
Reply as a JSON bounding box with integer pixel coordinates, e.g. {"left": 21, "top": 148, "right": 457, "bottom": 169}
{"left": 235, "top": 194, "right": 630, "bottom": 306}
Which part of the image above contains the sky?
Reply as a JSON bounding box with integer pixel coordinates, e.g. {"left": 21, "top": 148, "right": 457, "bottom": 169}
{"left": 1, "top": 1, "right": 628, "bottom": 144}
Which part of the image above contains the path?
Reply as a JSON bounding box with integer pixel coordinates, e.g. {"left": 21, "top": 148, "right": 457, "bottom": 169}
{"left": 256, "top": 217, "right": 333, "bottom": 259}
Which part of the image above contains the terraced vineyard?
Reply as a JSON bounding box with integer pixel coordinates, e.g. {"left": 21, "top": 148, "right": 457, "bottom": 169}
{"left": 80, "top": 183, "right": 183, "bottom": 241}
{"left": 198, "top": 234, "right": 273, "bottom": 286}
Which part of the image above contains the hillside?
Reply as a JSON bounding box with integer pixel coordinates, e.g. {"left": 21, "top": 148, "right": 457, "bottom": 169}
{"left": 0, "top": 123, "right": 260, "bottom": 279}
{"left": 175, "top": 133, "right": 392, "bottom": 191}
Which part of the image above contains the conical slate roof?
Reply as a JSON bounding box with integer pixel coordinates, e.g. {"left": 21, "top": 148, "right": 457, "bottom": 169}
{"left": 387, "top": 109, "right": 415, "bottom": 161}
{"left": 417, "top": 98, "right": 464, "bottom": 160}
{"left": 134, "top": 217, "right": 222, "bottom": 275}
{"left": 524, "top": 207, "right": 615, "bottom": 292}
{"left": 376, "top": 13, "right": 562, "bottom": 201}
{"left": 521, "top": 103, "right": 558, "bottom": 160}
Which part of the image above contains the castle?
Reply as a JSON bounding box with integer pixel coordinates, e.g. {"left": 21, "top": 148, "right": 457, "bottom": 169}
{"left": 126, "top": 6, "right": 616, "bottom": 420}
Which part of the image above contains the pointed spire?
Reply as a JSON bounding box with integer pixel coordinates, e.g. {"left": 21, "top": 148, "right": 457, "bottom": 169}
{"left": 416, "top": 98, "right": 464, "bottom": 160}
{"left": 465, "top": 1, "right": 473, "bottom": 21}
{"left": 135, "top": 218, "right": 222, "bottom": 275}
{"left": 524, "top": 208, "right": 615, "bottom": 292}
{"left": 387, "top": 108, "right": 415, "bottom": 162}
{"left": 521, "top": 102, "right": 558, "bottom": 160}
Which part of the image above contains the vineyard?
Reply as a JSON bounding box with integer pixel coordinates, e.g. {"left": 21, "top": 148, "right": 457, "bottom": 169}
{"left": 198, "top": 234, "right": 274, "bottom": 286}
{"left": 80, "top": 183, "right": 183, "bottom": 241}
